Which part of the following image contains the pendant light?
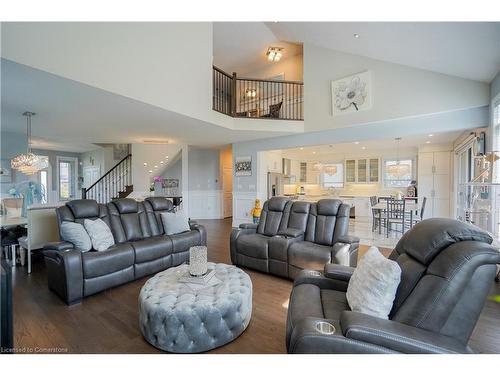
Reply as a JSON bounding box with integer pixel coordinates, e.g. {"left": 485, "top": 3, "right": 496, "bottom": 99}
{"left": 11, "top": 112, "right": 48, "bottom": 175}
{"left": 387, "top": 137, "right": 410, "bottom": 178}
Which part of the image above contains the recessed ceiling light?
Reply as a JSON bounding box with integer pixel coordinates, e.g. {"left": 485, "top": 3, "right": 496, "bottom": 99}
{"left": 148, "top": 170, "right": 153, "bottom": 173}
{"left": 426, "top": 141, "right": 431, "bottom": 144}
{"left": 362, "top": 146, "right": 366, "bottom": 150}
{"left": 300, "top": 147, "right": 304, "bottom": 150}
{"left": 312, "top": 151, "right": 316, "bottom": 154}
{"left": 354, "top": 141, "right": 359, "bottom": 145}
{"left": 143, "top": 162, "right": 147, "bottom": 167}
{"left": 428, "top": 134, "right": 434, "bottom": 137}
{"left": 160, "top": 161, "right": 164, "bottom": 164}
{"left": 154, "top": 165, "right": 158, "bottom": 168}
{"left": 354, "top": 33, "right": 360, "bottom": 38}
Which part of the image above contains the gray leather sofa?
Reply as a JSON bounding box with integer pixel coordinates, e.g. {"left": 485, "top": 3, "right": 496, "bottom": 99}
{"left": 43, "top": 197, "right": 206, "bottom": 305}
{"left": 286, "top": 218, "right": 500, "bottom": 353}
{"left": 230, "top": 197, "right": 360, "bottom": 279}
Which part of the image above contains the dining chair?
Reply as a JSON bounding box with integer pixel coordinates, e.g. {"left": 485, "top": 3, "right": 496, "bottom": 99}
{"left": 370, "top": 196, "right": 384, "bottom": 233}
{"left": 386, "top": 198, "right": 406, "bottom": 238}
{"left": 412, "top": 197, "right": 427, "bottom": 225}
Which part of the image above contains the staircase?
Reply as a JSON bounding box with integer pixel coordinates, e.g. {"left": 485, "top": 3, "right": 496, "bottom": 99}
{"left": 82, "top": 154, "right": 133, "bottom": 204}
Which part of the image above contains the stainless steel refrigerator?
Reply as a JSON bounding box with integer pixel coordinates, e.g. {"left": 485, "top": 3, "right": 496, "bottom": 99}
{"left": 268, "top": 172, "right": 286, "bottom": 199}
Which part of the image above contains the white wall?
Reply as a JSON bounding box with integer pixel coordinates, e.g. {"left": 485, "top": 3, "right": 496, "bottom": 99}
{"left": 303, "top": 43, "right": 490, "bottom": 132}
{"left": 1, "top": 22, "right": 215, "bottom": 125}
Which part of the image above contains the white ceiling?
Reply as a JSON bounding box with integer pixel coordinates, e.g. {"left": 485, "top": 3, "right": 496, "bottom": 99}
{"left": 213, "top": 22, "right": 302, "bottom": 75}
{"left": 266, "top": 22, "right": 500, "bottom": 82}
{"left": 1, "top": 59, "right": 295, "bottom": 149}
{"left": 281, "top": 130, "right": 464, "bottom": 159}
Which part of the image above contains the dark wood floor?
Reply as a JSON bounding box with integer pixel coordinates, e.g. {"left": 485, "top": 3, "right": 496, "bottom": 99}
{"left": 10, "top": 218, "right": 500, "bottom": 353}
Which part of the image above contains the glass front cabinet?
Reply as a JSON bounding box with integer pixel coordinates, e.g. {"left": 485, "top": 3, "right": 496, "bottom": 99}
{"left": 345, "top": 158, "right": 379, "bottom": 183}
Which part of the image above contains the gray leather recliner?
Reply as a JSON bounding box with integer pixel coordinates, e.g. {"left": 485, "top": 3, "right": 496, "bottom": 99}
{"left": 231, "top": 197, "right": 359, "bottom": 279}
{"left": 43, "top": 197, "right": 206, "bottom": 305}
{"left": 286, "top": 218, "right": 500, "bottom": 354}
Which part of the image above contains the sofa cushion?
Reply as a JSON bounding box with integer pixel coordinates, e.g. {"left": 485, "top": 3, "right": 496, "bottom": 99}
{"left": 84, "top": 218, "right": 115, "bottom": 251}
{"left": 132, "top": 236, "right": 173, "bottom": 263}
{"left": 346, "top": 247, "right": 401, "bottom": 319}
{"left": 145, "top": 197, "right": 174, "bottom": 211}
{"left": 82, "top": 243, "right": 135, "bottom": 278}
{"left": 112, "top": 198, "right": 138, "bottom": 214}
{"left": 169, "top": 230, "right": 201, "bottom": 253}
{"left": 237, "top": 233, "right": 270, "bottom": 259}
{"left": 60, "top": 221, "right": 92, "bottom": 251}
{"left": 288, "top": 241, "right": 332, "bottom": 271}
{"left": 161, "top": 211, "right": 190, "bottom": 235}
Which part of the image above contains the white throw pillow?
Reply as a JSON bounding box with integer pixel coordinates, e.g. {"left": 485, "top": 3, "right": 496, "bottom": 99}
{"left": 346, "top": 246, "right": 402, "bottom": 319}
{"left": 160, "top": 211, "right": 190, "bottom": 235}
{"left": 84, "top": 218, "right": 115, "bottom": 251}
{"left": 60, "top": 221, "right": 92, "bottom": 252}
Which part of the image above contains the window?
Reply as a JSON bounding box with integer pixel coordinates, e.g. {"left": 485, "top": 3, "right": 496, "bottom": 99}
{"left": 57, "top": 157, "right": 77, "bottom": 201}
{"left": 321, "top": 163, "right": 344, "bottom": 188}
{"left": 384, "top": 159, "right": 413, "bottom": 188}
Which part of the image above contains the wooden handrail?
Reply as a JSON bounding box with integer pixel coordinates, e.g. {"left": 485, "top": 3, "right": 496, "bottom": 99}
{"left": 212, "top": 65, "right": 232, "bottom": 78}
{"left": 86, "top": 153, "right": 131, "bottom": 192}
{"left": 236, "top": 76, "right": 304, "bottom": 85}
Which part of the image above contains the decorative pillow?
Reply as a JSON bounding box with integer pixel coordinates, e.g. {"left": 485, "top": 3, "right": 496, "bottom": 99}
{"left": 346, "top": 246, "right": 402, "bottom": 319}
{"left": 84, "top": 218, "right": 115, "bottom": 251}
{"left": 60, "top": 221, "right": 92, "bottom": 252}
{"left": 161, "top": 211, "right": 190, "bottom": 235}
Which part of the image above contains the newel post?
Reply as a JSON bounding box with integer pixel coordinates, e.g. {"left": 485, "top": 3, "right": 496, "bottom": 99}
{"left": 231, "top": 72, "right": 237, "bottom": 117}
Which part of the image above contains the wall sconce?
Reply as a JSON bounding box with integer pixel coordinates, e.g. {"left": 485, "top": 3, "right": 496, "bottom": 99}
{"left": 266, "top": 47, "right": 283, "bottom": 62}
{"left": 245, "top": 88, "right": 257, "bottom": 98}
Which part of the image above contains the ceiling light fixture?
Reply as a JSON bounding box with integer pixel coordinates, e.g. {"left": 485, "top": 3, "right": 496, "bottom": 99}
{"left": 354, "top": 141, "right": 360, "bottom": 145}
{"left": 354, "top": 33, "right": 360, "bottom": 38}
{"left": 266, "top": 47, "right": 283, "bottom": 62}
{"left": 11, "top": 112, "right": 49, "bottom": 175}
{"left": 428, "top": 134, "right": 434, "bottom": 137}
{"left": 426, "top": 140, "right": 431, "bottom": 144}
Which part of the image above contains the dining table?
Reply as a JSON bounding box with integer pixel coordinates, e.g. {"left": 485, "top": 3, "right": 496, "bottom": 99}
{"left": 372, "top": 201, "right": 420, "bottom": 232}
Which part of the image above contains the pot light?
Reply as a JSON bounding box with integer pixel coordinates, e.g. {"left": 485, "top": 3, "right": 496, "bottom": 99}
{"left": 148, "top": 170, "right": 153, "bottom": 173}
{"left": 160, "top": 161, "right": 164, "bottom": 164}
{"left": 354, "top": 33, "right": 360, "bottom": 38}
{"left": 354, "top": 141, "right": 360, "bottom": 145}
{"left": 362, "top": 146, "right": 366, "bottom": 150}
{"left": 266, "top": 47, "right": 283, "bottom": 62}
{"left": 428, "top": 134, "right": 434, "bottom": 137}
{"left": 143, "top": 162, "right": 148, "bottom": 167}
{"left": 426, "top": 141, "right": 431, "bottom": 144}
{"left": 154, "top": 165, "right": 158, "bottom": 169}
{"left": 300, "top": 147, "right": 304, "bottom": 150}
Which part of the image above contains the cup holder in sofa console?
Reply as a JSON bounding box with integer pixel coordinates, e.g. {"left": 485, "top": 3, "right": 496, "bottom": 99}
{"left": 309, "top": 270, "right": 322, "bottom": 277}
{"left": 315, "top": 321, "right": 335, "bottom": 335}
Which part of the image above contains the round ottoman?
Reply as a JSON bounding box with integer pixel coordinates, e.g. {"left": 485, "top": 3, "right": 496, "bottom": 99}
{"left": 138, "top": 262, "right": 252, "bottom": 353}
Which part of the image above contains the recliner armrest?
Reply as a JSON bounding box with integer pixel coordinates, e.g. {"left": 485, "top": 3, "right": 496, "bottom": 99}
{"left": 336, "top": 235, "right": 360, "bottom": 244}
{"left": 293, "top": 269, "right": 350, "bottom": 292}
{"left": 324, "top": 263, "right": 354, "bottom": 282}
{"left": 277, "top": 228, "right": 304, "bottom": 238}
{"left": 239, "top": 223, "right": 258, "bottom": 230}
{"left": 340, "top": 311, "right": 471, "bottom": 354}
{"left": 43, "top": 241, "right": 75, "bottom": 252}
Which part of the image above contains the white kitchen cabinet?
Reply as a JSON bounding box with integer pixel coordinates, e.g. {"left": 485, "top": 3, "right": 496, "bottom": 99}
{"left": 345, "top": 158, "right": 380, "bottom": 184}
{"left": 306, "top": 162, "right": 320, "bottom": 184}
{"left": 290, "top": 160, "right": 301, "bottom": 179}
{"left": 418, "top": 151, "right": 451, "bottom": 218}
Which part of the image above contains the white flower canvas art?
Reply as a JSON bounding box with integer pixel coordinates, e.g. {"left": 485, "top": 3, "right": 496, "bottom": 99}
{"left": 331, "top": 71, "right": 372, "bottom": 116}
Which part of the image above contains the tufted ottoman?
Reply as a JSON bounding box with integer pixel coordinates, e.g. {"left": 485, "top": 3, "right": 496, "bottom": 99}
{"left": 138, "top": 262, "right": 252, "bottom": 353}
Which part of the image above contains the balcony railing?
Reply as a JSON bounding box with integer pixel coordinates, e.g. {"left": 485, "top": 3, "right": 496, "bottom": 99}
{"left": 213, "top": 66, "right": 303, "bottom": 121}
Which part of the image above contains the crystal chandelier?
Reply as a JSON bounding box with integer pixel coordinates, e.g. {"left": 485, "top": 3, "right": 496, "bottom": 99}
{"left": 323, "top": 164, "right": 338, "bottom": 176}
{"left": 11, "top": 112, "right": 48, "bottom": 175}
{"left": 387, "top": 137, "right": 409, "bottom": 178}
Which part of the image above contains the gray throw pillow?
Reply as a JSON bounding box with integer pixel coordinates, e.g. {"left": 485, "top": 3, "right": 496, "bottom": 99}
{"left": 60, "top": 221, "right": 92, "bottom": 252}
{"left": 84, "top": 218, "right": 115, "bottom": 251}
{"left": 346, "top": 246, "right": 401, "bottom": 319}
{"left": 160, "top": 211, "right": 190, "bottom": 235}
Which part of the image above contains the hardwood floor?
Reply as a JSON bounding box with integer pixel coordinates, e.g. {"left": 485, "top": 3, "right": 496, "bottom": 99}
{"left": 9, "top": 218, "right": 500, "bottom": 354}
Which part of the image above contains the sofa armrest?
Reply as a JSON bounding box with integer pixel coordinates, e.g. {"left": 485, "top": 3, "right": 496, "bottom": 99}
{"left": 288, "top": 317, "right": 394, "bottom": 354}
{"left": 293, "top": 269, "right": 350, "bottom": 292}
{"left": 43, "top": 241, "right": 75, "bottom": 252}
{"left": 340, "top": 311, "right": 471, "bottom": 354}
{"left": 277, "top": 228, "right": 304, "bottom": 238}
{"left": 189, "top": 223, "right": 207, "bottom": 246}
{"left": 239, "top": 223, "right": 258, "bottom": 230}
{"left": 43, "top": 246, "right": 83, "bottom": 305}
{"left": 324, "top": 263, "right": 354, "bottom": 282}
{"left": 336, "top": 235, "right": 360, "bottom": 244}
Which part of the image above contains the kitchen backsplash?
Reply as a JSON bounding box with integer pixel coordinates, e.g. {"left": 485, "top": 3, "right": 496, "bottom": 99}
{"left": 284, "top": 183, "right": 405, "bottom": 197}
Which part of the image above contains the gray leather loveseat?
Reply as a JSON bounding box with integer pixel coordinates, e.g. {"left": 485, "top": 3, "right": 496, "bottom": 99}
{"left": 286, "top": 218, "right": 500, "bottom": 353}
{"left": 230, "top": 197, "right": 359, "bottom": 279}
{"left": 43, "top": 197, "right": 206, "bottom": 304}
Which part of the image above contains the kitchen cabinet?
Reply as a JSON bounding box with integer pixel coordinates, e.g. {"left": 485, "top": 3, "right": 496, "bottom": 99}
{"left": 418, "top": 151, "right": 451, "bottom": 219}
{"left": 306, "top": 162, "right": 321, "bottom": 184}
{"left": 290, "top": 160, "right": 301, "bottom": 180}
{"left": 345, "top": 158, "right": 379, "bottom": 183}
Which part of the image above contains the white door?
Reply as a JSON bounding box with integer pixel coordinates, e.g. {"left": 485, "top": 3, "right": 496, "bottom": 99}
{"left": 223, "top": 167, "right": 233, "bottom": 218}
{"left": 83, "top": 166, "right": 101, "bottom": 188}
{"left": 418, "top": 152, "right": 435, "bottom": 219}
